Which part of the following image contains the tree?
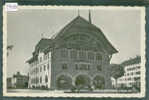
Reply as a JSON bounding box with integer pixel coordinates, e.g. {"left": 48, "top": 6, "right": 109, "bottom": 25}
{"left": 57, "top": 75, "right": 72, "bottom": 90}
{"left": 75, "top": 75, "right": 90, "bottom": 92}
{"left": 93, "top": 76, "right": 105, "bottom": 89}
{"left": 110, "top": 64, "right": 125, "bottom": 89}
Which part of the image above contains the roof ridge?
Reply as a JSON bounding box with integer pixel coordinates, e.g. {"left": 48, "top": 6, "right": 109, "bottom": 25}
{"left": 54, "top": 16, "right": 89, "bottom": 40}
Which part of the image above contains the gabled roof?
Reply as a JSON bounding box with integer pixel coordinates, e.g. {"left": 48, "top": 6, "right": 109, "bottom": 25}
{"left": 54, "top": 16, "right": 118, "bottom": 54}
{"left": 27, "top": 15, "right": 118, "bottom": 64}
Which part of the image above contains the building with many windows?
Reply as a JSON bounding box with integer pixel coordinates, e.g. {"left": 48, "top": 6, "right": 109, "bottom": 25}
{"left": 112, "top": 56, "right": 141, "bottom": 89}
{"left": 27, "top": 12, "right": 118, "bottom": 90}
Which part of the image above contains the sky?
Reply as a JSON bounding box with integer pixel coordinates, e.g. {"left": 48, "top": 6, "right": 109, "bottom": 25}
{"left": 7, "top": 8, "right": 142, "bottom": 77}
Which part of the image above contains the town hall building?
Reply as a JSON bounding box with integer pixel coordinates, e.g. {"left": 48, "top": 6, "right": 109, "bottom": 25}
{"left": 27, "top": 11, "right": 118, "bottom": 90}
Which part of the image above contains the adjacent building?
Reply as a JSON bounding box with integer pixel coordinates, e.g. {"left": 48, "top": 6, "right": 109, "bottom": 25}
{"left": 27, "top": 12, "right": 118, "bottom": 90}
{"left": 112, "top": 56, "right": 141, "bottom": 89}
{"left": 7, "top": 77, "right": 12, "bottom": 88}
{"left": 11, "top": 72, "right": 29, "bottom": 88}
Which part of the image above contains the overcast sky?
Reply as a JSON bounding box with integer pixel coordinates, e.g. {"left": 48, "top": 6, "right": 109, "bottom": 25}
{"left": 7, "top": 8, "right": 142, "bottom": 77}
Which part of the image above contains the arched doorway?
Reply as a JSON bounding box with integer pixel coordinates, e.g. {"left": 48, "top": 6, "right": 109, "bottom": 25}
{"left": 75, "top": 74, "right": 91, "bottom": 89}
{"left": 56, "top": 75, "right": 72, "bottom": 90}
{"left": 93, "top": 75, "right": 105, "bottom": 89}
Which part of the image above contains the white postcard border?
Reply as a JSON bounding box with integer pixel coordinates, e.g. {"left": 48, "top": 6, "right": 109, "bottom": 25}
{"left": 3, "top": 5, "right": 146, "bottom": 98}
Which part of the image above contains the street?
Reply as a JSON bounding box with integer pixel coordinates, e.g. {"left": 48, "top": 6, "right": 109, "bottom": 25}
{"left": 7, "top": 89, "right": 63, "bottom": 93}
{"left": 7, "top": 89, "right": 133, "bottom": 93}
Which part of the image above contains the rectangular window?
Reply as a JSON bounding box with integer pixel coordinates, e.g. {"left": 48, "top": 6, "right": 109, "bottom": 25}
{"left": 47, "top": 64, "right": 49, "bottom": 70}
{"left": 40, "top": 76, "right": 42, "bottom": 83}
{"left": 62, "top": 63, "right": 67, "bottom": 70}
{"left": 79, "top": 51, "right": 86, "bottom": 60}
{"left": 61, "top": 49, "right": 68, "bottom": 58}
{"left": 96, "top": 53, "right": 102, "bottom": 60}
{"left": 45, "top": 75, "right": 48, "bottom": 83}
{"left": 44, "top": 65, "right": 46, "bottom": 71}
{"left": 40, "top": 66, "right": 42, "bottom": 72}
{"left": 136, "top": 71, "right": 140, "bottom": 75}
{"left": 44, "top": 54, "right": 49, "bottom": 60}
{"left": 88, "top": 52, "right": 94, "bottom": 60}
{"left": 76, "top": 64, "right": 90, "bottom": 70}
{"left": 70, "top": 49, "right": 77, "bottom": 59}
{"left": 47, "top": 53, "right": 49, "bottom": 59}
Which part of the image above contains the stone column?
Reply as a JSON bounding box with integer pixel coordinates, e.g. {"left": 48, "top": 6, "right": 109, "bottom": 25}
{"left": 104, "top": 73, "right": 112, "bottom": 89}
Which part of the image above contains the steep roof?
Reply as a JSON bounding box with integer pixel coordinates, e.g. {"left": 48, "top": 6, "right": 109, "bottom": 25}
{"left": 33, "top": 38, "right": 53, "bottom": 56}
{"left": 54, "top": 16, "right": 118, "bottom": 54}
{"left": 27, "top": 15, "right": 118, "bottom": 64}
{"left": 35, "top": 38, "right": 53, "bottom": 52}
{"left": 27, "top": 38, "right": 53, "bottom": 63}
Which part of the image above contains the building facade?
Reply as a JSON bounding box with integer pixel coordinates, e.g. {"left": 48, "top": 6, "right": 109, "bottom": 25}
{"left": 11, "top": 72, "right": 29, "bottom": 88}
{"left": 27, "top": 13, "right": 118, "bottom": 90}
{"left": 7, "top": 77, "right": 12, "bottom": 88}
{"left": 112, "top": 56, "right": 141, "bottom": 89}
